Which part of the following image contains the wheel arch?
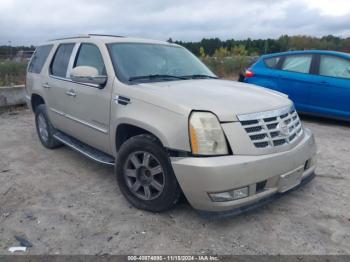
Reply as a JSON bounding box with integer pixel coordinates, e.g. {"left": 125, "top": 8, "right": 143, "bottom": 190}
{"left": 114, "top": 121, "right": 168, "bottom": 153}
{"left": 31, "top": 93, "right": 45, "bottom": 113}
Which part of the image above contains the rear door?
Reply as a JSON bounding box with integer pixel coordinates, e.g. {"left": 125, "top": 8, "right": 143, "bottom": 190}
{"left": 308, "top": 54, "right": 350, "bottom": 118}
{"left": 62, "top": 42, "right": 112, "bottom": 154}
{"left": 277, "top": 54, "right": 313, "bottom": 111}
{"left": 46, "top": 43, "right": 77, "bottom": 133}
{"left": 26, "top": 44, "right": 53, "bottom": 97}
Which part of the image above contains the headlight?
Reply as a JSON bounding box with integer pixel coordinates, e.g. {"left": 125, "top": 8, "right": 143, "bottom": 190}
{"left": 189, "top": 111, "right": 228, "bottom": 155}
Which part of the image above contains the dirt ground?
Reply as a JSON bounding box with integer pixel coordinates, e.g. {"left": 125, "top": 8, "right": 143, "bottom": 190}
{"left": 0, "top": 108, "right": 349, "bottom": 255}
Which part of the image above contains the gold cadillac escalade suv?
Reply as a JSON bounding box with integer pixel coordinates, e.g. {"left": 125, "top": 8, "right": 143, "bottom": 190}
{"left": 25, "top": 34, "right": 317, "bottom": 218}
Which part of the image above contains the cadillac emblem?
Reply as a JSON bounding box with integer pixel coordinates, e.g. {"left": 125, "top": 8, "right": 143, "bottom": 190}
{"left": 277, "top": 121, "right": 289, "bottom": 137}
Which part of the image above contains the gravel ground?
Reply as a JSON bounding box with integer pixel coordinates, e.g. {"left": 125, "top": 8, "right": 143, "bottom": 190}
{"left": 0, "top": 108, "right": 349, "bottom": 255}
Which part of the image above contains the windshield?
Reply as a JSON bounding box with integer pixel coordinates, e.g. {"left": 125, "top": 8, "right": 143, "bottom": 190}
{"left": 107, "top": 43, "right": 216, "bottom": 83}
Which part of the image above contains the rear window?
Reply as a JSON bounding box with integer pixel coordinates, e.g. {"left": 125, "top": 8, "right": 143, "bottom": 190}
{"left": 281, "top": 55, "right": 312, "bottom": 74}
{"left": 50, "top": 43, "right": 75, "bottom": 78}
{"left": 264, "top": 56, "right": 280, "bottom": 69}
{"left": 28, "top": 45, "right": 53, "bottom": 74}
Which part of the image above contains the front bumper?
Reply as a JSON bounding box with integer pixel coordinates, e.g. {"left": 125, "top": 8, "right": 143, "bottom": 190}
{"left": 171, "top": 128, "right": 317, "bottom": 214}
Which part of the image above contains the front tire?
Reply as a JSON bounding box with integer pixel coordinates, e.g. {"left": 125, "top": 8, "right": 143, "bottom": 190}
{"left": 116, "top": 134, "right": 181, "bottom": 212}
{"left": 35, "top": 104, "right": 61, "bottom": 149}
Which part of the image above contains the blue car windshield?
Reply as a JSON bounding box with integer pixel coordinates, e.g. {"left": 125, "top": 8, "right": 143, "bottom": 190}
{"left": 107, "top": 43, "right": 216, "bottom": 83}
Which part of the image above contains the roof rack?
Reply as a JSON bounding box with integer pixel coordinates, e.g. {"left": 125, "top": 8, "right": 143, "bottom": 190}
{"left": 88, "top": 34, "right": 124, "bottom": 38}
{"left": 49, "top": 34, "right": 124, "bottom": 41}
{"left": 49, "top": 35, "right": 90, "bottom": 41}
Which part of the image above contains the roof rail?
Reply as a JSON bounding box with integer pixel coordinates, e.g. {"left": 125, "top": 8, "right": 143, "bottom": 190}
{"left": 88, "top": 34, "right": 124, "bottom": 38}
{"left": 49, "top": 35, "right": 90, "bottom": 41}
{"left": 49, "top": 34, "right": 125, "bottom": 42}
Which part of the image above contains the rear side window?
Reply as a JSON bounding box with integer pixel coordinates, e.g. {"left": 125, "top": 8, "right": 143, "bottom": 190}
{"left": 319, "top": 55, "right": 350, "bottom": 79}
{"left": 28, "top": 45, "right": 53, "bottom": 74}
{"left": 50, "top": 43, "right": 75, "bottom": 78}
{"left": 281, "top": 55, "right": 312, "bottom": 74}
{"left": 74, "top": 43, "right": 106, "bottom": 75}
{"left": 264, "top": 56, "right": 280, "bottom": 69}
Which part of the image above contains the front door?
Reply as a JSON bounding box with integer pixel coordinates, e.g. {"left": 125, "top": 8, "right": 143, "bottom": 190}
{"left": 62, "top": 43, "right": 112, "bottom": 154}
{"left": 308, "top": 54, "right": 350, "bottom": 119}
{"left": 277, "top": 54, "right": 313, "bottom": 111}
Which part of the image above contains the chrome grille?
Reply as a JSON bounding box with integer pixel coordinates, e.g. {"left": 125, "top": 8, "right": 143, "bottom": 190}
{"left": 238, "top": 106, "right": 303, "bottom": 149}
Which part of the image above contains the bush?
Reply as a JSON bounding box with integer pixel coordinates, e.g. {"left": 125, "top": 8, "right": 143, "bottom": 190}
{"left": 201, "top": 55, "right": 256, "bottom": 78}
{"left": 0, "top": 61, "right": 27, "bottom": 86}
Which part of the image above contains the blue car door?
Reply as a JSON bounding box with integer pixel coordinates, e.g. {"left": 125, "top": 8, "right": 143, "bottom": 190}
{"left": 276, "top": 54, "right": 313, "bottom": 111}
{"left": 308, "top": 54, "right": 350, "bottom": 119}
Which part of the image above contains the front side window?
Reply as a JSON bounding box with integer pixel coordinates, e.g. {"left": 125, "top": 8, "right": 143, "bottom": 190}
{"left": 319, "top": 55, "right": 350, "bottom": 79}
{"left": 107, "top": 43, "right": 216, "bottom": 83}
{"left": 50, "top": 43, "right": 75, "bottom": 78}
{"left": 74, "top": 43, "right": 106, "bottom": 75}
{"left": 264, "top": 56, "right": 280, "bottom": 69}
{"left": 28, "top": 45, "right": 53, "bottom": 74}
{"left": 281, "top": 55, "right": 312, "bottom": 74}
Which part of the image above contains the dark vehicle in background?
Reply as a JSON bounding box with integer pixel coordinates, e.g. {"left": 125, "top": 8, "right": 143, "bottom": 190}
{"left": 242, "top": 50, "right": 350, "bottom": 121}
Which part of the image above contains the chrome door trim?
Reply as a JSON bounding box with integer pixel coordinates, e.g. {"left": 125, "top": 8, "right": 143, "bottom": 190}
{"left": 50, "top": 107, "right": 65, "bottom": 116}
{"left": 65, "top": 114, "right": 109, "bottom": 134}
{"left": 49, "top": 74, "right": 100, "bottom": 89}
{"left": 49, "top": 108, "right": 108, "bottom": 134}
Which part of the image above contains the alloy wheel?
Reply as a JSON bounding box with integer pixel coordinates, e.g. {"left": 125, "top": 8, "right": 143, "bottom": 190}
{"left": 37, "top": 113, "right": 49, "bottom": 143}
{"left": 123, "top": 151, "right": 165, "bottom": 201}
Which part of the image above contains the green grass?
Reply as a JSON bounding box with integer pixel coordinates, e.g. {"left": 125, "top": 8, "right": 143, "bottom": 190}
{"left": 0, "top": 61, "right": 27, "bottom": 86}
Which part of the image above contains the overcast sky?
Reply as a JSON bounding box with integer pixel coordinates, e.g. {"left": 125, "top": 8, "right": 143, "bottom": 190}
{"left": 1, "top": 0, "right": 349, "bottom": 46}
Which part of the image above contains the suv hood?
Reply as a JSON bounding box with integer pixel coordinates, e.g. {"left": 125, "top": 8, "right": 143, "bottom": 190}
{"left": 137, "top": 79, "right": 291, "bottom": 122}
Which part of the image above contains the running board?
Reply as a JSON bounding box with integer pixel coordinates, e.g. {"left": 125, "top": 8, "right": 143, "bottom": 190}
{"left": 53, "top": 131, "right": 115, "bottom": 166}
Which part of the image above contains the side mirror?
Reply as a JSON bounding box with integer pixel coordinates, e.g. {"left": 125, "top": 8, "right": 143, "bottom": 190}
{"left": 70, "top": 66, "right": 107, "bottom": 86}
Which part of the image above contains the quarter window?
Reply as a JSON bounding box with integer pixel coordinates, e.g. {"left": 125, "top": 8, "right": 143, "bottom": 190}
{"left": 264, "top": 56, "right": 281, "bottom": 69}
{"left": 28, "top": 45, "right": 53, "bottom": 74}
{"left": 74, "top": 43, "right": 106, "bottom": 75}
{"left": 319, "top": 55, "right": 350, "bottom": 79}
{"left": 50, "top": 43, "right": 75, "bottom": 78}
{"left": 281, "top": 55, "right": 312, "bottom": 74}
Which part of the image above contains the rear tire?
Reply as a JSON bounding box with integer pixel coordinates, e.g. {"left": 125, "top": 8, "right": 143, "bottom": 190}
{"left": 116, "top": 134, "right": 181, "bottom": 212}
{"left": 35, "top": 104, "right": 61, "bottom": 149}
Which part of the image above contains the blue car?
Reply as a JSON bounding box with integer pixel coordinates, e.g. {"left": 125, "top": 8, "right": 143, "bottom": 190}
{"left": 243, "top": 50, "right": 350, "bottom": 121}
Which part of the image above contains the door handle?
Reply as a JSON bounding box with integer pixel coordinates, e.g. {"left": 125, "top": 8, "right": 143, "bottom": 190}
{"left": 320, "top": 81, "right": 330, "bottom": 86}
{"left": 42, "top": 82, "right": 51, "bottom": 88}
{"left": 65, "top": 89, "right": 76, "bottom": 97}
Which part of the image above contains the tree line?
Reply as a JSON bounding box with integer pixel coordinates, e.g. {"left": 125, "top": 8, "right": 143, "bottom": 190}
{"left": 172, "top": 35, "right": 350, "bottom": 56}
{"left": 1, "top": 35, "right": 349, "bottom": 58}
{"left": 0, "top": 45, "right": 35, "bottom": 57}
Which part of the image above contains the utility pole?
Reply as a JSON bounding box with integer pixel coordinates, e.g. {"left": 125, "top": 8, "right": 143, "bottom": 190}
{"left": 8, "top": 41, "right": 12, "bottom": 60}
{"left": 264, "top": 40, "right": 268, "bottom": 54}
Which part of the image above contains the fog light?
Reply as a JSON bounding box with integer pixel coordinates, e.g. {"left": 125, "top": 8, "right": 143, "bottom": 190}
{"left": 209, "top": 187, "right": 249, "bottom": 202}
{"left": 233, "top": 187, "right": 249, "bottom": 200}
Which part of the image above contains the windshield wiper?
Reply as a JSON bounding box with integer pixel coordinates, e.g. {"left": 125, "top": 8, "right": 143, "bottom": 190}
{"left": 181, "top": 74, "right": 218, "bottom": 79}
{"left": 129, "top": 74, "right": 186, "bottom": 82}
